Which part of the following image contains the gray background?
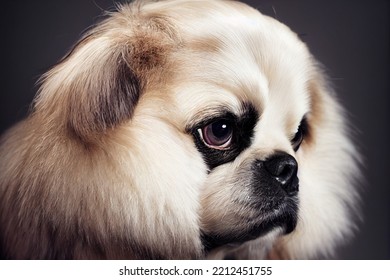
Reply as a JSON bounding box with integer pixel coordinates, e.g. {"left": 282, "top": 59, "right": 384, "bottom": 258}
{"left": 1, "top": 0, "right": 389, "bottom": 259}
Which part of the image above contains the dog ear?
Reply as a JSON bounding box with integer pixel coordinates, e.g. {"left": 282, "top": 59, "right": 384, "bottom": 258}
{"left": 34, "top": 13, "right": 175, "bottom": 143}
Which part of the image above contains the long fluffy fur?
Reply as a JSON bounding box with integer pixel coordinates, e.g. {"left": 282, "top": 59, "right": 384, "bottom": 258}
{"left": 0, "top": 0, "right": 360, "bottom": 259}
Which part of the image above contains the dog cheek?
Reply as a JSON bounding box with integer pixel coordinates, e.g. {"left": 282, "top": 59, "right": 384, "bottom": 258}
{"left": 199, "top": 167, "right": 254, "bottom": 235}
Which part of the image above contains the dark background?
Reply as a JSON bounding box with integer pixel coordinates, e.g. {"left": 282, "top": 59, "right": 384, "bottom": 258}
{"left": 1, "top": 0, "right": 389, "bottom": 259}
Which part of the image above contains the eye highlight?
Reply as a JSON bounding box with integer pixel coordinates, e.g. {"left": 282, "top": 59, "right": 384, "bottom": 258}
{"left": 198, "top": 119, "right": 234, "bottom": 150}
{"left": 291, "top": 118, "right": 308, "bottom": 152}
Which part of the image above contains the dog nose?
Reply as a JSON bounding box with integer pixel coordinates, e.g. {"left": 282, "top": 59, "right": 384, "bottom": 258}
{"left": 264, "top": 153, "right": 299, "bottom": 195}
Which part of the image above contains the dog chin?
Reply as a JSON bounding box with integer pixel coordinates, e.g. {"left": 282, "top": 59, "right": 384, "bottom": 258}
{"left": 202, "top": 198, "right": 298, "bottom": 251}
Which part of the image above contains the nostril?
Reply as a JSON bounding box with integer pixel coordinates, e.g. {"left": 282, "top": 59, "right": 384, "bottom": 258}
{"left": 264, "top": 153, "right": 298, "bottom": 187}
{"left": 277, "top": 164, "right": 295, "bottom": 184}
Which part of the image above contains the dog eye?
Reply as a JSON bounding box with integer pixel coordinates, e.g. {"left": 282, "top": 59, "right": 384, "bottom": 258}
{"left": 291, "top": 118, "right": 307, "bottom": 151}
{"left": 198, "top": 119, "right": 233, "bottom": 149}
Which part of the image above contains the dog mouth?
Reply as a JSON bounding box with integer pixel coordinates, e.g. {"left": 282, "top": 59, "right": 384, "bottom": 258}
{"left": 249, "top": 208, "right": 298, "bottom": 237}
{"left": 201, "top": 199, "right": 298, "bottom": 251}
{"left": 201, "top": 152, "right": 300, "bottom": 252}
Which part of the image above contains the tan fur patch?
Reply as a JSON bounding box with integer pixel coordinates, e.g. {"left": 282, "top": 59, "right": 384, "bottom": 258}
{"left": 304, "top": 76, "right": 326, "bottom": 147}
{"left": 188, "top": 36, "right": 223, "bottom": 53}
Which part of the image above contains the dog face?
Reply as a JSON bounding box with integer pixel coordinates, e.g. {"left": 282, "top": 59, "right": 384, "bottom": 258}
{"left": 0, "top": 0, "right": 359, "bottom": 259}
{"left": 170, "top": 12, "right": 310, "bottom": 252}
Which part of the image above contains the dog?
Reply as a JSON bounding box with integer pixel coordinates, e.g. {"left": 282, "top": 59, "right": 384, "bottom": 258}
{"left": 0, "top": 0, "right": 360, "bottom": 259}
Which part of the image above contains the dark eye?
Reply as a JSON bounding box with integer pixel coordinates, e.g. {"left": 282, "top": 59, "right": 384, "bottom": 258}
{"left": 199, "top": 119, "right": 234, "bottom": 149}
{"left": 291, "top": 118, "right": 307, "bottom": 151}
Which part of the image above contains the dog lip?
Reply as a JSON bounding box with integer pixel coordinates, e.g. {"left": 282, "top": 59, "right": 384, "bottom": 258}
{"left": 255, "top": 211, "right": 298, "bottom": 235}
{"left": 245, "top": 206, "right": 298, "bottom": 241}
{"left": 202, "top": 202, "right": 298, "bottom": 251}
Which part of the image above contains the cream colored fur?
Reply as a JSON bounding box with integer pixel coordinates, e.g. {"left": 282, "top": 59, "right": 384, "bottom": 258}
{"left": 0, "top": 0, "right": 359, "bottom": 259}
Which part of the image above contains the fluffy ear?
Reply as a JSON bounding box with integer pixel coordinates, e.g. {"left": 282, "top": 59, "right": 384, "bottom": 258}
{"left": 67, "top": 42, "right": 141, "bottom": 140}
{"left": 33, "top": 11, "right": 175, "bottom": 142}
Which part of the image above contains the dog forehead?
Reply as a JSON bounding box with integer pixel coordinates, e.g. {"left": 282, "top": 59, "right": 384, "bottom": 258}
{"left": 166, "top": 1, "right": 311, "bottom": 125}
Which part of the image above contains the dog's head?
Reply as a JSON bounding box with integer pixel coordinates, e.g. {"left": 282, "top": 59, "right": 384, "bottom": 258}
{"left": 29, "top": 0, "right": 359, "bottom": 259}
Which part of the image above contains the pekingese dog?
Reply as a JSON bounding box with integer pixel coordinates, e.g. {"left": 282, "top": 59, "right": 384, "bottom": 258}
{"left": 0, "top": 0, "right": 360, "bottom": 259}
